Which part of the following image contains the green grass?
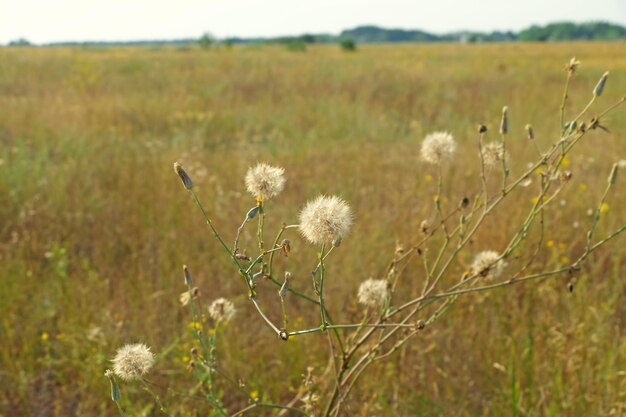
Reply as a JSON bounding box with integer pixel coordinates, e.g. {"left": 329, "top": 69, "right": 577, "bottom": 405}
{"left": 0, "top": 42, "right": 625, "bottom": 416}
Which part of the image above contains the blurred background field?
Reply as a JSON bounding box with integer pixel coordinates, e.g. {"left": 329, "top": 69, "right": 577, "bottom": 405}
{"left": 0, "top": 42, "right": 625, "bottom": 416}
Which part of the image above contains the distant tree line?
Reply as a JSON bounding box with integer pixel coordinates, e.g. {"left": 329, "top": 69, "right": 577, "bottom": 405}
{"left": 340, "top": 21, "right": 626, "bottom": 43}
{"left": 7, "top": 21, "right": 626, "bottom": 48}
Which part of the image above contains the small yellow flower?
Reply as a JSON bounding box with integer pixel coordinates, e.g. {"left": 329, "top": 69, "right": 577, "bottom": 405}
{"left": 250, "top": 390, "right": 259, "bottom": 400}
{"left": 600, "top": 203, "right": 609, "bottom": 214}
{"left": 182, "top": 355, "right": 190, "bottom": 363}
{"left": 187, "top": 322, "right": 202, "bottom": 331}
{"left": 579, "top": 183, "right": 588, "bottom": 192}
{"left": 562, "top": 155, "right": 571, "bottom": 168}
{"left": 425, "top": 174, "right": 433, "bottom": 182}
{"left": 546, "top": 240, "right": 554, "bottom": 249}
{"left": 41, "top": 332, "right": 49, "bottom": 341}
{"left": 560, "top": 256, "right": 570, "bottom": 264}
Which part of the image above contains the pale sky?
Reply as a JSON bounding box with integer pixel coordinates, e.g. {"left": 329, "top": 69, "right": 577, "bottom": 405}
{"left": 2, "top": 0, "right": 626, "bottom": 44}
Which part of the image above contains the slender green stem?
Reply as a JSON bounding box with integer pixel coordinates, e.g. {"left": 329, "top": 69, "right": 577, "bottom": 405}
{"left": 585, "top": 166, "right": 616, "bottom": 252}
{"left": 229, "top": 402, "right": 308, "bottom": 417}
{"left": 141, "top": 379, "right": 172, "bottom": 416}
{"left": 250, "top": 297, "right": 281, "bottom": 335}
{"left": 572, "top": 95, "right": 596, "bottom": 124}
{"left": 268, "top": 224, "right": 298, "bottom": 278}
{"left": 560, "top": 71, "right": 572, "bottom": 132}
{"left": 189, "top": 190, "right": 254, "bottom": 295}
{"left": 257, "top": 205, "right": 265, "bottom": 252}
{"left": 288, "top": 322, "right": 415, "bottom": 337}
{"left": 233, "top": 216, "right": 249, "bottom": 254}
{"left": 113, "top": 401, "right": 126, "bottom": 417}
{"left": 319, "top": 243, "right": 328, "bottom": 329}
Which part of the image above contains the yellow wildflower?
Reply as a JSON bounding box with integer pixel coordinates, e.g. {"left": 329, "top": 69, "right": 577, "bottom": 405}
{"left": 600, "top": 203, "right": 609, "bottom": 214}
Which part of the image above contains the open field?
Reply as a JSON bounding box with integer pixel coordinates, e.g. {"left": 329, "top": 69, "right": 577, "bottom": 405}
{"left": 1, "top": 42, "right": 625, "bottom": 416}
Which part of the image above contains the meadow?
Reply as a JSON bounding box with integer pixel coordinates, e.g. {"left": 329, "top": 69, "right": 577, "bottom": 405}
{"left": 0, "top": 42, "right": 625, "bottom": 416}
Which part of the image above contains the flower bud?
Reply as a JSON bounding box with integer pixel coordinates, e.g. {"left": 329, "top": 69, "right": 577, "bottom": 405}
{"left": 499, "top": 106, "right": 509, "bottom": 135}
{"left": 174, "top": 162, "right": 193, "bottom": 190}
{"left": 593, "top": 71, "right": 609, "bottom": 96}
{"left": 246, "top": 206, "right": 260, "bottom": 219}
{"left": 183, "top": 265, "right": 193, "bottom": 286}
{"left": 525, "top": 124, "right": 534, "bottom": 140}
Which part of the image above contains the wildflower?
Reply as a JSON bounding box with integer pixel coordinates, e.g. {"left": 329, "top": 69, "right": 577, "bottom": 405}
{"left": 111, "top": 343, "right": 154, "bottom": 381}
{"left": 470, "top": 250, "right": 506, "bottom": 279}
{"left": 173, "top": 162, "right": 193, "bottom": 190}
{"left": 481, "top": 141, "right": 507, "bottom": 169}
{"left": 357, "top": 279, "right": 389, "bottom": 308}
{"left": 244, "top": 163, "right": 286, "bottom": 200}
{"left": 208, "top": 298, "right": 236, "bottom": 322}
{"left": 600, "top": 203, "right": 609, "bottom": 214}
{"left": 420, "top": 131, "right": 456, "bottom": 164}
{"left": 298, "top": 195, "right": 352, "bottom": 245}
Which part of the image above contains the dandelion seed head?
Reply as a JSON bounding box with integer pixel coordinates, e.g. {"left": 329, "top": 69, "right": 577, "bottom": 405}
{"left": 298, "top": 195, "right": 352, "bottom": 245}
{"left": 420, "top": 131, "right": 456, "bottom": 164}
{"left": 245, "top": 163, "right": 286, "bottom": 200}
{"left": 471, "top": 250, "right": 507, "bottom": 279}
{"left": 111, "top": 343, "right": 154, "bottom": 381}
{"left": 208, "top": 297, "right": 236, "bottom": 322}
{"left": 357, "top": 279, "right": 389, "bottom": 308}
{"left": 481, "top": 142, "right": 507, "bottom": 169}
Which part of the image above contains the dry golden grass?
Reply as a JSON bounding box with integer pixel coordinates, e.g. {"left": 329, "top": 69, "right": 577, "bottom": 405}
{"left": 0, "top": 42, "right": 625, "bottom": 416}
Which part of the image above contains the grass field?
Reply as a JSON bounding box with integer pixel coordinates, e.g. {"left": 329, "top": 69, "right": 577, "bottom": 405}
{"left": 1, "top": 42, "right": 625, "bottom": 416}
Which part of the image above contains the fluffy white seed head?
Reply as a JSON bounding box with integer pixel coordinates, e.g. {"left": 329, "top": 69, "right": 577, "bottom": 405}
{"left": 111, "top": 343, "right": 154, "bottom": 381}
{"left": 471, "top": 250, "right": 507, "bottom": 279}
{"left": 481, "top": 142, "right": 507, "bottom": 169}
{"left": 208, "top": 297, "right": 236, "bottom": 322}
{"left": 357, "top": 279, "right": 389, "bottom": 308}
{"left": 298, "top": 195, "right": 353, "bottom": 245}
{"left": 245, "top": 163, "right": 286, "bottom": 200}
{"left": 420, "top": 131, "right": 457, "bottom": 164}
